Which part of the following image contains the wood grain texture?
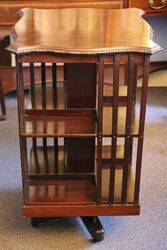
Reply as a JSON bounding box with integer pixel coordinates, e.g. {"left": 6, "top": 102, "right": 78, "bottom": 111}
{"left": 23, "top": 203, "right": 140, "bottom": 217}
{"left": 7, "top": 8, "right": 161, "bottom": 55}
{"left": 0, "top": 0, "right": 123, "bottom": 9}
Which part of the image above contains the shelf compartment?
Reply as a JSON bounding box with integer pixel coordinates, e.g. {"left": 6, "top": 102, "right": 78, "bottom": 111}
{"left": 27, "top": 166, "right": 134, "bottom": 204}
{"left": 22, "top": 115, "right": 96, "bottom": 137}
{"left": 29, "top": 145, "right": 94, "bottom": 180}
{"left": 27, "top": 82, "right": 127, "bottom": 109}
{"left": 27, "top": 179, "right": 97, "bottom": 204}
{"left": 103, "top": 106, "right": 139, "bottom": 137}
{"left": 27, "top": 83, "right": 138, "bottom": 137}
{"left": 29, "top": 145, "right": 124, "bottom": 179}
{"left": 24, "top": 107, "right": 138, "bottom": 137}
{"left": 27, "top": 82, "right": 65, "bottom": 110}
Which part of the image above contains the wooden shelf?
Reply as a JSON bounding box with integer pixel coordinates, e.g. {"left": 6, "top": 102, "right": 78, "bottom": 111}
{"left": 22, "top": 114, "right": 96, "bottom": 137}
{"left": 27, "top": 165, "right": 135, "bottom": 204}
{"left": 27, "top": 167, "right": 135, "bottom": 204}
{"left": 26, "top": 83, "right": 138, "bottom": 137}
{"left": 27, "top": 82, "right": 65, "bottom": 110}
{"left": 28, "top": 179, "right": 97, "bottom": 204}
{"left": 27, "top": 144, "right": 134, "bottom": 204}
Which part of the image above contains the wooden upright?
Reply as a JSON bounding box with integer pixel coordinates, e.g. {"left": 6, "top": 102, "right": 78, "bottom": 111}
{"left": 7, "top": 7, "right": 161, "bottom": 242}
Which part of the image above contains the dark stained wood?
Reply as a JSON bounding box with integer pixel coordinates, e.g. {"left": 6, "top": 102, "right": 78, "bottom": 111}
{"left": 81, "top": 216, "right": 104, "bottom": 242}
{"left": 96, "top": 55, "right": 104, "bottom": 202}
{"left": 29, "top": 145, "right": 124, "bottom": 177}
{"left": 66, "top": 138, "right": 95, "bottom": 173}
{"left": 32, "top": 138, "right": 40, "bottom": 174}
{"left": 65, "top": 63, "right": 97, "bottom": 108}
{"left": 65, "top": 63, "right": 97, "bottom": 173}
{"left": 109, "top": 54, "right": 120, "bottom": 204}
{"left": 0, "top": 35, "right": 11, "bottom": 66}
{"left": 134, "top": 55, "right": 150, "bottom": 204}
{"left": 11, "top": 8, "right": 155, "bottom": 234}
{"left": 121, "top": 54, "right": 135, "bottom": 204}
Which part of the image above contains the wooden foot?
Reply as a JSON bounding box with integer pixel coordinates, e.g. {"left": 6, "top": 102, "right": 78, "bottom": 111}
{"left": 30, "top": 217, "right": 57, "bottom": 227}
{"left": 31, "top": 216, "right": 104, "bottom": 242}
{"left": 81, "top": 216, "right": 104, "bottom": 242}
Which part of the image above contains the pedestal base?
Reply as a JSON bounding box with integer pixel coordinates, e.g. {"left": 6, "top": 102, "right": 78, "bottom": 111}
{"left": 30, "top": 216, "right": 105, "bottom": 243}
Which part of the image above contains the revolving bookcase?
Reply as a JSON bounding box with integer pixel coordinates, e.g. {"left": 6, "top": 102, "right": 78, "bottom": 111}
{"left": 8, "top": 8, "right": 161, "bottom": 242}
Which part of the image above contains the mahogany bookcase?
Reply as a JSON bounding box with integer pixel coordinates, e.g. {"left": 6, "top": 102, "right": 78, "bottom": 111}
{"left": 7, "top": 7, "right": 161, "bottom": 242}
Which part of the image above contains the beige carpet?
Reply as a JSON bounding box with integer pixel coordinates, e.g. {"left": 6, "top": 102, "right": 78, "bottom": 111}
{"left": 0, "top": 87, "right": 166, "bottom": 250}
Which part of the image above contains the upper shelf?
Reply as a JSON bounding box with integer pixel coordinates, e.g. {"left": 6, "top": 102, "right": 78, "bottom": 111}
{"left": 7, "top": 7, "right": 161, "bottom": 55}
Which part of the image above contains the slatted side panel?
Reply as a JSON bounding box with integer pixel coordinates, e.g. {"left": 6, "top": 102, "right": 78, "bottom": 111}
{"left": 17, "top": 61, "right": 29, "bottom": 202}
{"left": 102, "top": 54, "right": 144, "bottom": 205}
{"left": 97, "top": 56, "right": 104, "bottom": 202}
{"left": 29, "top": 63, "right": 40, "bottom": 174}
{"left": 29, "top": 63, "right": 60, "bottom": 175}
{"left": 109, "top": 54, "right": 120, "bottom": 204}
{"left": 134, "top": 55, "right": 150, "bottom": 204}
{"left": 121, "top": 54, "right": 135, "bottom": 204}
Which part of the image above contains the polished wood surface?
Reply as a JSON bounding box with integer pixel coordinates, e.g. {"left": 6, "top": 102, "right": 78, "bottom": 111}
{"left": 6, "top": 7, "right": 154, "bottom": 239}
{"left": 8, "top": 8, "right": 161, "bottom": 55}
{"left": 0, "top": 0, "right": 123, "bottom": 9}
{"left": 23, "top": 203, "right": 140, "bottom": 217}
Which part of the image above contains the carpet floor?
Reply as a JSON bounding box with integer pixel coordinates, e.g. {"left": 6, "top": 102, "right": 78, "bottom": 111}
{"left": 0, "top": 87, "right": 166, "bottom": 250}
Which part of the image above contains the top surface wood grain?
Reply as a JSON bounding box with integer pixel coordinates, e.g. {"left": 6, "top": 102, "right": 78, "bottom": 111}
{"left": 8, "top": 7, "right": 161, "bottom": 55}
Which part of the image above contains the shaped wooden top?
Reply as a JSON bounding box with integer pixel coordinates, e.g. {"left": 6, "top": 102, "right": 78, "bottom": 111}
{"left": 8, "top": 7, "right": 161, "bottom": 55}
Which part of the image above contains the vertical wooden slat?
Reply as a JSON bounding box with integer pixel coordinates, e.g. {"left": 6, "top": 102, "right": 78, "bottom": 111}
{"left": 41, "top": 63, "right": 49, "bottom": 174}
{"left": 52, "top": 63, "right": 57, "bottom": 109}
{"left": 30, "top": 63, "right": 40, "bottom": 175}
{"left": 134, "top": 55, "right": 150, "bottom": 204}
{"left": 97, "top": 56, "right": 104, "bottom": 203}
{"left": 41, "top": 62, "right": 46, "bottom": 109}
{"left": 30, "top": 62, "right": 35, "bottom": 109}
{"left": 54, "top": 138, "right": 58, "bottom": 174}
{"left": 32, "top": 138, "right": 40, "bottom": 174}
{"left": 43, "top": 137, "right": 49, "bottom": 174}
{"left": 109, "top": 54, "right": 120, "bottom": 204}
{"left": 121, "top": 54, "right": 134, "bottom": 204}
{"left": 52, "top": 63, "right": 58, "bottom": 173}
{"left": 16, "top": 59, "right": 29, "bottom": 203}
{"left": 132, "top": 64, "right": 138, "bottom": 102}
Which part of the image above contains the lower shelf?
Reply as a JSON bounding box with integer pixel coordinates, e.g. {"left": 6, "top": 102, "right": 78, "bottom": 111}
{"left": 27, "top": 165, "right": 135, "bottom": 204}
{"left": 28, "top": 179, "right": 97, "bottom": 203}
